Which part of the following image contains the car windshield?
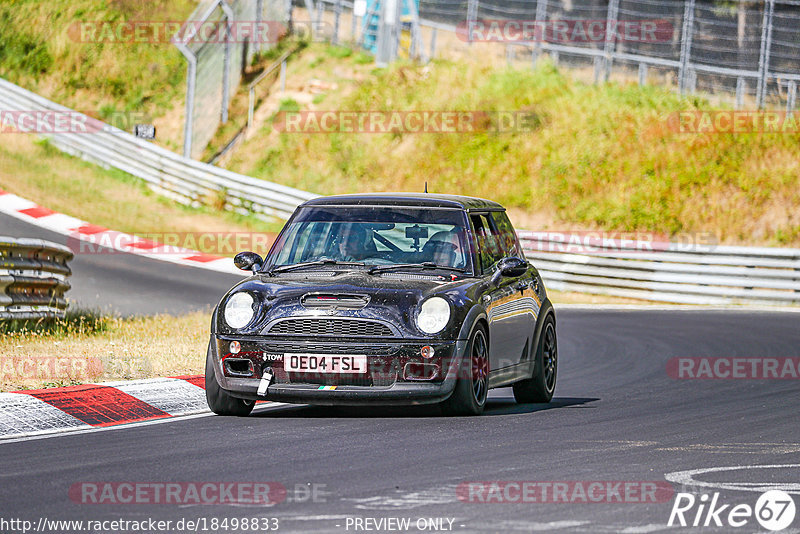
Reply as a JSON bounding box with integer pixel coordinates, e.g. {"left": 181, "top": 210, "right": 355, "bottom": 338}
{"left": 267, "top": 206, "right": 473, "bottom": 274}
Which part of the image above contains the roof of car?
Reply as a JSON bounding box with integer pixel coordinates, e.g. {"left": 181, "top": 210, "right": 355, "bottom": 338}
{"left": 301, "top": 193, "right": 504, "bottom": 211}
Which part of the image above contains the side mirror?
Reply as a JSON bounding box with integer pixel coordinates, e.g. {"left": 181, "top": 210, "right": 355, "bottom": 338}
{"left": 497, "top": 257, "right": 528, "bottom": 278}
{"left": 234, "top": 251, "right": 263, "bottom": 273}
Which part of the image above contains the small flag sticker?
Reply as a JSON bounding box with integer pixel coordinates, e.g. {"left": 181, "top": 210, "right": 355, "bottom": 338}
{"left": 317, "top": 385, "right": 337, "bottom": 390}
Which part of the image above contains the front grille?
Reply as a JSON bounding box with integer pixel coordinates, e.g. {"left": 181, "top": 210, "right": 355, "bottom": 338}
{"left": 267, "top": 319, "right": 393, "bottom": 337}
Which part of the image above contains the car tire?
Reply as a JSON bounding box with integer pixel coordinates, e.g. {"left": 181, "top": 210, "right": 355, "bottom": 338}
{"left": 440, "top": 325, "right": 489, "bottom": 416}
{"left": 513, "top": 315, "right": 557, "bottom": 404}
{"left": 205, "top": 341, "right": 254, "bottom": 417}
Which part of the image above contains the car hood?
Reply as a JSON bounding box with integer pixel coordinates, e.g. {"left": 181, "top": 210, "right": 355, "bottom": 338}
{"left": 215, "top": 270, "right": 477, "bottom": 338}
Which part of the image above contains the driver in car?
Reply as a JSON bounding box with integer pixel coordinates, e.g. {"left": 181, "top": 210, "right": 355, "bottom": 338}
{"left": 336, "top": 225, "right": 370, "bottom": 262}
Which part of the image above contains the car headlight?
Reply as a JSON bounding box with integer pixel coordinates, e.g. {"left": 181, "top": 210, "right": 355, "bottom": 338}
{"left": 416, "top": 297, "right": 451, "bottom": 334}
{"left": 224, "top": 292, "right": 255, "bottom": 329}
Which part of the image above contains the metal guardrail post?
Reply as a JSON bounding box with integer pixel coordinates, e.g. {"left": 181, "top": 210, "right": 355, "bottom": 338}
{"left": 593, "top": 56, "right": 603, "bottom": 83}
{"left": 304, "top": 0, "right": 316, "bottom": 37}
{"left": 220, "top": 1, "right": 235, "bottom": 125}
{"left": 175, "top": 43, "right": 197, "bottom": 159}
{"left": 466, "top": 0, "right": 478, "bottom": 45}
{"left": 316, "top": 1, "right": 324, "bottom": 38}
{"left": 405, "top": 0, "right": 424, "bottom": 61}
{"left": 376, "top": 0, "right": 402, "bottom": 67}
{"left": 787, "top": 81, "right": 797, "bottom": 117}
{"left": 255, "top": 0, "right": 264, "bottom": 54}
{"left": 735, "top": 77, "right": 745, "bottom": 109}
{"left": 351, "top": 4, "right": 358, "bottom": 41}
{"left": 678, "top": 0, "right": 696, "bottom": 95}
{"left": 532, "top": 0, "right": 548, "bottom": 64}
{"left": 248, "top": 86, "right": 255, "bottom": 131}
{"left": 429, "top": 26, "right": 438, "bottom": 61}
{"left": 756, "top": 0, "right": 775, "bottom": 109}
{"left": 333, "top": 0, "right": 342, "bottom": 45}
{"left": 602, "top": 0, "right": 620, "bottom": 81}
{"left": 286, "top": 0, "right": 294, "bottom": 34}
{"left": 638, "top": 63, "right": 648, "bottom": 86}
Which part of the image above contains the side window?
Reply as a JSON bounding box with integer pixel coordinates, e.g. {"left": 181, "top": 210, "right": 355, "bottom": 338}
{"left": 491, "top": 211, "right": 523, "bottom": 259}
{"left": 470, "top": 213, "right": 503, "bottom": 273}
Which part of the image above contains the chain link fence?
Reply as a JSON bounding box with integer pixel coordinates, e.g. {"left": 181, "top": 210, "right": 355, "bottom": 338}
{"left": 305, "top": 0, "right": 800, "bottom": 111}
{"left": 175, "top": 0, "right": 291, "bottom": 159}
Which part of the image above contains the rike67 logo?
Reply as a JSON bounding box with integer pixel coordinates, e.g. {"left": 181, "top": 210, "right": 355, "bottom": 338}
{"left": 669, "top": 490, "right": 796, "bottom": 531}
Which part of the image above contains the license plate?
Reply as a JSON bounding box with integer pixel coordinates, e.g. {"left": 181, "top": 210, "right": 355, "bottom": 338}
{"left": 284, "top": 353, "right": 367, "bottom": 374}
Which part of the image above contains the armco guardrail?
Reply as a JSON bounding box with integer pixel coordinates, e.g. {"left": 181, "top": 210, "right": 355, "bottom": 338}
{"left": 0, "top": 78, "right": 317, "bottom": 220}
{"left": 4, "top": 78, "right": 800, "bottom": 306}
{"left": 519, "top": 232, "right": 800, "bottom": 305}
{"left": 0, "top": 237, "right": 73, "bottom": 320}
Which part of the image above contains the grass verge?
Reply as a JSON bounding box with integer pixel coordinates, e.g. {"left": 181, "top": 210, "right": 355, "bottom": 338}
{"left": 0, "top": 0, "right": 195, "bottom": 149}
{"left": 225, "top": 43, "right": 800, "bottom": 247}
{"left": 0, "top": 134, "right": 281, "bottom": 257}
{"left": 0, "top": 309, "right": 208, "bottom": 392}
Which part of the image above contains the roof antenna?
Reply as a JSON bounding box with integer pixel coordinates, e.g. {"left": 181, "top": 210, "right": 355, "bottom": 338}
{"left": 424, "top": 181, "right": 428, "bottom": 193}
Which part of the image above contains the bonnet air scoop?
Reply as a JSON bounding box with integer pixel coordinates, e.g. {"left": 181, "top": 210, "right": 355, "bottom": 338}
{"left": 300, "top": 293, "right": 370, "bottom": 310}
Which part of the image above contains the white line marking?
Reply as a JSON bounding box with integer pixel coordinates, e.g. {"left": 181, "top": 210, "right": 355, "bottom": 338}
{"left": 0, "top": 402, "right": 294, "bottom": 445}
{"left": 619, "top": 524, "right": 677, "bottom": 533}
{"left": 665, "top": 464, "right": 800, "bottom": 494}
{"left": 344, "top": 485, "right": 460, "bottom": 510}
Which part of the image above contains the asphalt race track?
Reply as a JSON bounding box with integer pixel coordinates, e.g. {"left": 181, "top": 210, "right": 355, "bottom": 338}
{"left": 3, "top": 210, "right": 800, "bottom": 532}
{"left": 1, "top": 212, "right": 242, "bottom": 316}
{"left": 2, "top": 309, "right": 799, "bottom": 533}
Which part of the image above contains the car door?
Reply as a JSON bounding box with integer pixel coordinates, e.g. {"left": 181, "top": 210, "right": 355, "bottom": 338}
{"left": 490, "top": 211, "right": 539, "bottom": 366}
{"left": 469, "top": 212, "right": 527, "bottom": 371}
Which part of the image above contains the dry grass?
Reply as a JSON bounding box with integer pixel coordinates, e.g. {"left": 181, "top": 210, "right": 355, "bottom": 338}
{"left": 0, "top": 0, "right": 197, "bottom": 149}
{"left": 224, "top": 42, "right": 800, "bottom": 247}
{"left": 0, "top": 134, "right": 280, "bottom": 256}
{"left": 0, "top": 310, "right": 208, "bottom": 392}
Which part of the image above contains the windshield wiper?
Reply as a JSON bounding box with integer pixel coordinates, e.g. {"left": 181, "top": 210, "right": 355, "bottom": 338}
{"left": 368, "top": 263, "right": 465, "bottom": 275}
{"left": 266, "top": 260, "right": 365, "bottom": 276}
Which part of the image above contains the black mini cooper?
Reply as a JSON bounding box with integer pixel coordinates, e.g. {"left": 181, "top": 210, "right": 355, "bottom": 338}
{"left": 206, "top": 193, "right": 557, "bottom": 416}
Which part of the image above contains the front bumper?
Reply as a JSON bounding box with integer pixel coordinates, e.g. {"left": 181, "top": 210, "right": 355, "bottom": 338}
{"left": 209, "top": 335, "right": 467, "bottom": 405}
